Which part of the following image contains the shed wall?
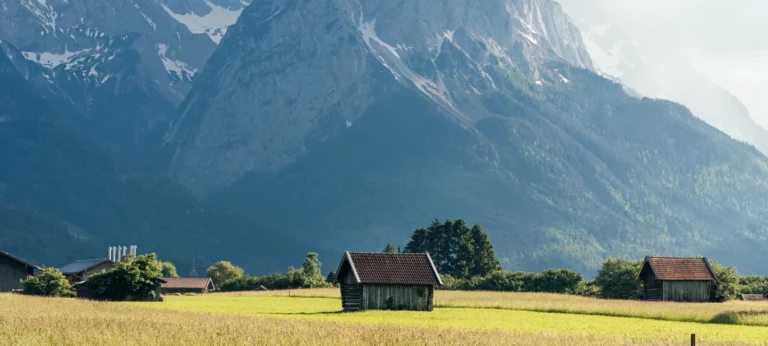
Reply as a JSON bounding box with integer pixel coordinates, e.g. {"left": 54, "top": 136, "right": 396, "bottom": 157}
{"left": 0, "top": 256, "right": 32, "bottom": 292}
{"left": 662, "top": 281, "right": 712, "bottom": 302}
{"left": 362, "top": 284, "right": 433, "bottom": 311}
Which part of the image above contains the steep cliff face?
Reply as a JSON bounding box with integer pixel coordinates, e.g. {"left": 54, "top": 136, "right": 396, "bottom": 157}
{"left": 169, "top": 0, "right": 593, "bottom": 193}
{"left": 0, "top": 0, "right": 249, "bottom": 165}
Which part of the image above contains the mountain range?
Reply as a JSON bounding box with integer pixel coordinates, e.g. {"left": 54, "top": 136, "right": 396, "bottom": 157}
{"left": 2, "top": 0, "right": 768, "bottom": 274}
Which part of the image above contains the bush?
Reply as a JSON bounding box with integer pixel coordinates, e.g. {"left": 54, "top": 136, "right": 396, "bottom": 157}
{"left": 21, "top": 268, "right": 75, "bottom": 297}
{"left": 84, "top": 253, "right": 164, "bottom": 301}
{"left": 709, "top": 259, "right": 739, "bottom": 302}
{"left": 593, "top": 258, "right": 643, "bottom": 299}
{"left": 739, "top": 275, "right": 768, "bottom": 294}
{"left": 531, "top": 269, "right": 583, "bottom": 294}
{"left": 218, "top": 253, "right": 332, "bottom": 292}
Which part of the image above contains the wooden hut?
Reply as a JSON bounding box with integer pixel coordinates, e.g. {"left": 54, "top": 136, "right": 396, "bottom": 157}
{"left": 636, "top": 256, "right": 717, "bottom": 302}
{"left": 161, "top": 277, "right": 215, "bottom": 294}
{"left": 333, "top": 252, "right": 442, "bottom": 311}
{"left": 0, "top": 250, "right": 39, "bottom": 292}
{"left": 59, "top": 259, "right": 115, "bottom": 285}
{"left": 740, "top": 293, "right": 768, "bottom": 302}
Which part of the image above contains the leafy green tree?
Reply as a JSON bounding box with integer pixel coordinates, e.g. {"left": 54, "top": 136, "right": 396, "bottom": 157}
{"left": 593, "top": 258, "right": 643, "bottom": 299}
{"left": 161, "top": 261, "right": 179, "bottom": 278}
{"left": 21, "top": 268, "right": 75, "bottom": 297}
{"left": 709, "top": 259, "right": 739, "bottom": 301}
{"left": 206, "top": 261, "right": 245, "bottom": 286}
{"left": 405, "top": 218, "right": 500, "bottom": 278}
{"left": 383, "top": 243, "right": 399, "bottom": 254}
{"left": 85, "top": 253, "right": 164, "bottom": 301}
{"left": 300, "top": 252, "right": 328, "bottom": 288}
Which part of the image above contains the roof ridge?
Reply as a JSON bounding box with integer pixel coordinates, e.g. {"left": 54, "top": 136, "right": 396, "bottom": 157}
{"left": 648, "top": 256, "right": 706, "bottom": 259}
{"left": 347, "top": 252, "right": 425, "bottom": 255}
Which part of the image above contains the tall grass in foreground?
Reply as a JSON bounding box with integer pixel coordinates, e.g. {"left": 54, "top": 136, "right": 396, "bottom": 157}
{"left": 238, "top": 288, "right": 768, "bottom": 326}
{"left": 0, "top": 294, "right": 721, "bottom": 346}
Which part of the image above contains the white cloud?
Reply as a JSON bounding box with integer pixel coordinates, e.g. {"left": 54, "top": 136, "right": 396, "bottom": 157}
{"left": 559, "top": 0, "right": 768, "bottom": 128}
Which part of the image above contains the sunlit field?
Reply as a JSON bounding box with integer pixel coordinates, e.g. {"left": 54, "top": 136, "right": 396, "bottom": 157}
{"left": 3, "top": 290, "right": 768, "bottom": 345}
{"left": 224, "top": 288, "right": 768, "bottom": 326}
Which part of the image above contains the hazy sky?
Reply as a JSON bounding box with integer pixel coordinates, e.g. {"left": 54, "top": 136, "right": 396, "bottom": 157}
{"left": 559, "top": 0, "right": 768, "bottom": 128}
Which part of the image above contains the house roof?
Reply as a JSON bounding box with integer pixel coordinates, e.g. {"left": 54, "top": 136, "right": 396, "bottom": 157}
{"left": 59, "top": 259, "right": 112, "bottom": 275}
{"left": 161, "top": 278, "right": 215, "bottom": 290}
{"left": 740, "top": 294, "right": 768, "bottom": 302}
{"left": 333, "top": 252, "right": 443, "bottom": 286}
{"left": 637, "top": 257, "right": 717, "bottom": 281}
{"left": 0, "top": 250, "right": 40, "bottom": 270}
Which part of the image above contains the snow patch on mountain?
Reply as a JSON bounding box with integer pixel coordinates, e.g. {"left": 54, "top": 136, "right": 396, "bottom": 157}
{"left": 157, "top": 43, "right": 197, "bottom": 80}
{"left": 22, "top": 48, "right": 85, "bottom": 69}
{"left": 161, "top": 1, "right": 244, "bottom": 44}
{"left": 20, "top": 0, "right": 57, "bottom": 34}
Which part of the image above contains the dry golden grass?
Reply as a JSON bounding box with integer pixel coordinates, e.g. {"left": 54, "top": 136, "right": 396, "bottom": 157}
{"left": 0, "top": 293, "right": 724, "bottom": 346}
{"left": 241, "top": 288, "right": 768, "bottom": 326}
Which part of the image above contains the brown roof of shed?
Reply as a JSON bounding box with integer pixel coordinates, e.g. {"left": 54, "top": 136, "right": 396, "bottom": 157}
{"left": 161, "top": 278, "right": 215, "bottom": 290}
{"left": 639, "top": 257, "right": 717, "bottom": 281}
{"left": 334, "top": 252, "right": 442, "bottom": 286}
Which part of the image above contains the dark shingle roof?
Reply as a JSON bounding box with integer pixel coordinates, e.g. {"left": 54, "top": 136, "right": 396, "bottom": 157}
{"left": 161, "top": 278, "right": 215, "bottom": 290}
{"left": 336, "top": 252, "right": 442, "bottom": 286}
{"left": 0, "top": 250, "right": 40, "bottom": 270}
{"left": 59, "top": 259, "right": 111, "bottom": 275}
{"left": 640, "top": 257, "right": 717, "bottom": 281}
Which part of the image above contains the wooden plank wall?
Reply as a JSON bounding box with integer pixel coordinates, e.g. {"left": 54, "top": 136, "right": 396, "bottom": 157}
{"left": 341, "top": 284, "right": 362, "bottom": 311}
{"left": 662, "top": 281, "right": 712, "bottom": 302}
{"left": 0, "top": 256, "right": 29, "bottom": 292}
{"left": 362, "top": 284, "right": 432, "bottom": 311}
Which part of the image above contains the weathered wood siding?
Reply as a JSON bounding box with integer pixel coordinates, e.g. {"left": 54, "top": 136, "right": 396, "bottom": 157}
{"left": 0, "top": 255, "right": 32, "bottom": 292}
{"left": 361, "top": 284, "right": 433, "bottom": 311}
{"left": 338, "top": 261, "right": 363, "bottom": 311}
{"left": 662, "top": 281, "right": 712, "bottom": 302}
{"left": 81, "top": 262, "right": 114, "bottom": 281}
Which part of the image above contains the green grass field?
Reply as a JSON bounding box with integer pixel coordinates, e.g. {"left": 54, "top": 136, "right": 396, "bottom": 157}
{"left": 4, "top": 289, "right": 768, "bottom": 345}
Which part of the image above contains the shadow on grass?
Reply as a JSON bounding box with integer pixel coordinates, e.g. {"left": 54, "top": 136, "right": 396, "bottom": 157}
{"left": 709, "top": 310, "right": 768, "bottom": 325}
{"left": 440, "top": 304, "right": 768, "bottom": 327}
{"left": 258, "top": 311, "right": 347, "bottom": 316}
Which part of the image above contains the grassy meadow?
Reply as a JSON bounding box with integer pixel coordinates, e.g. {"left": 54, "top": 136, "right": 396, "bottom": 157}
{"left": 3, "top": 289, "right": 768, "bottom": 345}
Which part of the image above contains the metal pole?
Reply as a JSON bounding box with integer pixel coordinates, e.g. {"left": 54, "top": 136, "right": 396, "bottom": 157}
{"left": 691, "top": 334, "right": 695, "bottom": 346}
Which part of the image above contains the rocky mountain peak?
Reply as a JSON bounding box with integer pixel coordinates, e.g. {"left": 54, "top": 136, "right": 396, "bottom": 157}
{"left": 168, "top": 0, "right": 594, "bottom": 194}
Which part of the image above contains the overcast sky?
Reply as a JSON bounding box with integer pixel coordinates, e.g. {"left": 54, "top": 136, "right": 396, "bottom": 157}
{"left": 559, "top": 0, "right": 768, "bottom": 128}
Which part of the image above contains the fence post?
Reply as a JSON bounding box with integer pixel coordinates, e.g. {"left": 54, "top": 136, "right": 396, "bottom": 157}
{"left": 691, "top": 333, "right": 695, "bottom": 346}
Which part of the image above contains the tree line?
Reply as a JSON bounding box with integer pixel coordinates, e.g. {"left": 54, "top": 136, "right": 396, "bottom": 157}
{"left": 20, "top": 218, "right": 768, "bottom": 301}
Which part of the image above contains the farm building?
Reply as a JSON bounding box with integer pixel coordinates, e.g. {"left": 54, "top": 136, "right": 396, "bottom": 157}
{"left": 161, "top": 277, "right": 215, "bottom": 294}
{"left": 0, "top": 250, "right": 39, "bottom": 292}
{"left": 333, "top": 252, "right": 442, "bottom": 311}
{"left": 740, "top": 293, "right": 768, "bottom": 302}
{"left": 636, "top": 256, "right": 717, "bottom": 302}
{"left": 59, "top": 259, "right": 115, "bottom": 284}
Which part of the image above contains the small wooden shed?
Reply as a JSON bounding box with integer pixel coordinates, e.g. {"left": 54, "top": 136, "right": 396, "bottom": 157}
{"left": 161, "top": 277, "right": 215, "bottom": 294}
{"left": 636, "top": 256, "right": 717, "bottom": 302}
{"left": 333, "top": 252, "right": 442, "bottom": 311}
{"left": 0, "top": 250, "right": 39, "bottom": 292}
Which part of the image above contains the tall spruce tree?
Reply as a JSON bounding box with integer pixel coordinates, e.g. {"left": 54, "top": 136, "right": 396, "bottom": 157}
{"left": 404, "top": 218, "right": 500, "bottom": 278}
